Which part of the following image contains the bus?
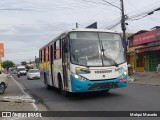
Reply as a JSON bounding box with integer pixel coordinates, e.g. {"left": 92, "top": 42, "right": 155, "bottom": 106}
{"left": 39, "top": 29, "right": 128, "bottom": 96}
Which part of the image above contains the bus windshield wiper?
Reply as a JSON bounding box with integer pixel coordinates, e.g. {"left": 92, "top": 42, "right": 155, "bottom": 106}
{"left": 102, "top": 50, "right": 119, "bottom": 67}
{"left": 100, "top": 41, "right": 118, "bottom": 67}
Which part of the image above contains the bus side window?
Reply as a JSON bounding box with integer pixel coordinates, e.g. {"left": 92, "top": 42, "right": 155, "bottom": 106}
{"left": 44, "top": 48, "right": 46, "bottom": 62}
{"left": 54, "top": 42, "right": 56, "bottom": 59}
{"left": 54, "top": 40, "right": 61, "bottom": 59}
{"left": 40, "top": 50, "right": 42, "bottom": 63}
{"left": 42, "top": 49, "right": 44, "bottom": 63}
{"left": 48, "top": 46, "right": 50, "bottom": 61}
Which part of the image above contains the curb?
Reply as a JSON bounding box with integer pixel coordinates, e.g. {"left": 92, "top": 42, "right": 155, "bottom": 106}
{"left": 2, "top": 95, "right": 35, "bottom": 103}
{"left": 11, "top": 75, "right": 48, "bottom": 111}
{"left": 4, "top": 75, "right": 39, "bottom": 111}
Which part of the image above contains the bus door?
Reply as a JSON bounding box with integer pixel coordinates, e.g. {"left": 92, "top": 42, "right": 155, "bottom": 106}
{"left": 62, "top": 38, "right": 69, "bottom": 88}
{"left": 50, "top": 44, "right": 54, "bottom": 86}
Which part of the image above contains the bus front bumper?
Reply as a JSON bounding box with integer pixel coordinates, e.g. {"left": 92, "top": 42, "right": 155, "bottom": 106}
{"left": 70, "top": 76, "right": 128, "bottom": 92}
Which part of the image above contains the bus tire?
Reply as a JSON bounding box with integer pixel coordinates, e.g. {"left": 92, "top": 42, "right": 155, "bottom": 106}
{"left": 44, "top": 73, "right": 52, "bottom": 90}
{"left": 59, "top": 76, "right": 71, "bottom": 97}
{"left": 0, "top": 83, "right": 5, "bottom": 94}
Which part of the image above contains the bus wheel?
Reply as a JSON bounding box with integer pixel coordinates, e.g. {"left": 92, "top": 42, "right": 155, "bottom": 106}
{"left": 59, "top": 78, "right": 71, "bottom": 97}
{"left": 44, "top": 74, "right": 52, "bottom": 90}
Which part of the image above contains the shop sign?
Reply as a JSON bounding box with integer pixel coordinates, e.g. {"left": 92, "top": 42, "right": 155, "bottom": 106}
{"left": 0, "top": 43, "right": 4, "bottom": 57}
{"left": 133, "top": 29, "right": 157, "bottom": 46}
{"left": 136, "top": 46, "right": 160, "bottom": 53}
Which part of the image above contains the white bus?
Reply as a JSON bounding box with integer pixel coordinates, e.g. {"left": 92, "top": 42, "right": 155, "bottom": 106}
{"left": 39, "top": 29, "right": 128, "bottom": 96}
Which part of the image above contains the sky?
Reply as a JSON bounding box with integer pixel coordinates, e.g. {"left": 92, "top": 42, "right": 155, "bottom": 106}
{"left": 0, "top": 0, "right": 160, "bottom": 64}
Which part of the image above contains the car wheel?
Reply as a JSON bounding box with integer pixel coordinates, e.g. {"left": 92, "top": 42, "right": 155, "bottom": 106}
{"left": 0, "top": 83, "right": 5, "bottom": 94}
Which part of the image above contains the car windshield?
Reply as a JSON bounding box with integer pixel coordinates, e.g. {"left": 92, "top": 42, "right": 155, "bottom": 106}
{"left": 17, "top": 68, "right": 25, "bottom": 71}
{"left": 69, "top": 32, "right": 125, "bottom": 67}
{"left": 29, "top": 69, "right": 39, "bottom": 73}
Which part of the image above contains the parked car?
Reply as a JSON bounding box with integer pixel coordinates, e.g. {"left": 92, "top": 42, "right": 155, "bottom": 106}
{"left": 27, "top": 69, "right": 40, "bottom": 80}
{"left": 0, "top": 73, "right": 9, "bottom": 94}
{"left": 12, "top": 69, "right": 17, "bottom": 74}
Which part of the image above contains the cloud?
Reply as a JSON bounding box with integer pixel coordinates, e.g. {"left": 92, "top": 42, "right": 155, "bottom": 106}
{"left": 0, "top": 22, "right": 71, "bottom": 63}
{"left": 0, "top": 0, "right": 160, "bottom": 64}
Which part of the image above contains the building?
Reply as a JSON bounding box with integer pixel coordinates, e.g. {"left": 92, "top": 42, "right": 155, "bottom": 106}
{"left": 128, "top": 27, "right": 160, "bottom": 72}
{"left": 0, "top": 43, "right": 4, "bottom": 71}
{"left": 127, "top": 30, "right": 147, "bottom": 71}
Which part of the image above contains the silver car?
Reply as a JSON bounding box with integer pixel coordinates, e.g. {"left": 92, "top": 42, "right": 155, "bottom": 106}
{"left": 27, "top": 69, "right": 40, "bottom": 80}
{"left": 0, "top": 73, "right": 9, "bottom": 94}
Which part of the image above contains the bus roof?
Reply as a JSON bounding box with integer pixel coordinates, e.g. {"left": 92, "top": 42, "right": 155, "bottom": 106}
{"left": 40, "top": 28, "right": 118, "bottom": 50}
{"left": 64, "top": 28, "right": 117, "bottom": 34}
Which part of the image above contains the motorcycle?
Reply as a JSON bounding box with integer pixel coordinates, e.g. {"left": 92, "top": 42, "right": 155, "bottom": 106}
{"left": 17, "top": 72, "right": 20, "bottom": 78}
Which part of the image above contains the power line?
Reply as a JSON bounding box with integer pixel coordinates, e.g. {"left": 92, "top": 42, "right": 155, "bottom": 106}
{"left": 128, "top": 6, "right": 160, "bottom": 21}
{"left": 80, "top": 0, "right": 109, "bottom": 6}
{"left": 101, "top": 0, "right": 121, "bottom": 10}
{"left": 129, "top": 14, "right": 148, "bottom": 21}
{"left": 106, "top": 20, "right": 121, "bottom": 30}
{"left": 103, "top": 3, "right": 160, "bottom": 29}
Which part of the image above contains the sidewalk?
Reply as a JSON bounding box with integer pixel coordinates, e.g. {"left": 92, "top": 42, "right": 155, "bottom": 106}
{"left": 129, "top": 71, "right": 160, "bottom": 86}
{"left": 0, "top": 73, "right": 37, "bottom": 111}
{"left": 0, "top": 73, "right": 50, "bottom": 120}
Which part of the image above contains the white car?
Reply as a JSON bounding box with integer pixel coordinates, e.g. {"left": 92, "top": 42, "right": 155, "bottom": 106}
{"left": 0, "top": 73, "right": 9, "bottom": 94}
{"left": 17, "top": 66, "right": 27, "bottom": 75}
{"left": 27, "top": 69, "right": 40, "bottom": 80}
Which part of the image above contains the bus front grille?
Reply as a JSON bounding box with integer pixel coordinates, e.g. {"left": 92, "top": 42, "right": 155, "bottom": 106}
{"left": 89, "top": 82, "right": 118, "bottom": 90}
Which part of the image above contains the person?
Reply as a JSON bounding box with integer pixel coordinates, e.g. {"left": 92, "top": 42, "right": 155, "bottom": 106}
{"left": 127, "top": 64, "right": 131, "bottom": 68}
{"left": 17, "top": 72, "right": 20, "bottom": 78}
{"left": 128, "top": 64, "right": 133, "bottom": 75}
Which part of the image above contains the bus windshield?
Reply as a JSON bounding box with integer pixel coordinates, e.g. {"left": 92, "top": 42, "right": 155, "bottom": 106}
{"left": 69, "top": 32, "right": 125, "bottom": 67}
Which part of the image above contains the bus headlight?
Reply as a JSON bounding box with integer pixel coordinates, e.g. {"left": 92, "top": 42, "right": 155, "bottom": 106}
{"left": 119, "top": 71, "right": 127, "bottom": 78}
{"left": 71, "top": 73, "right": 88, "bottom": 81}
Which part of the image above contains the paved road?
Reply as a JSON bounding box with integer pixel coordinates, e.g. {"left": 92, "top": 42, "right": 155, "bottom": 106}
{"left": 12, "top": 74, "right": 160, "bottom": 120}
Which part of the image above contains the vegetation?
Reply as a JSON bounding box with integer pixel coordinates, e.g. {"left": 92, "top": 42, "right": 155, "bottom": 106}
{"left": 2, "top": 60, "right": 15, "bottom": 69}
{"left": 21, "top": 61, "right": 27, "bottom": 66}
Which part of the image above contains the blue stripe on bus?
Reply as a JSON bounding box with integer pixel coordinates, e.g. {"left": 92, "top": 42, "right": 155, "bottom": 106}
{"left": 70, "top": 75, "right": 128, "bottom": 92}
{"left": 76, "top": 72, "right": 91, "bottom": 74}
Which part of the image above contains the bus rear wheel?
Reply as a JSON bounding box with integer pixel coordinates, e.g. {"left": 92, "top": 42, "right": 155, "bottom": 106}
{"left": 44, "top": 73, "right": 52, "bottom": 90}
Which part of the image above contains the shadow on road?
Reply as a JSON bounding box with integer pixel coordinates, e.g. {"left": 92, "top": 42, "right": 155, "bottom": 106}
{"left": 47, "top": 86, "right": 124, "bottom": 101}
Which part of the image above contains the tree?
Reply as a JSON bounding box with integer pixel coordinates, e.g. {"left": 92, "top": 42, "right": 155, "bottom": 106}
{"left": 2, "top": 60, "right": 15, "bottom": 69}
{"left": 21, "top": 61, "right": 27, "bottom": 66}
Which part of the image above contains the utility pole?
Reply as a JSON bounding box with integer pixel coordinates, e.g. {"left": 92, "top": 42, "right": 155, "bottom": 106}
{"left": 120, "top": 0, "right": 127, "bottom": 60}
{"left": 76, "top": 22, "right": 78, "bottom": 28}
